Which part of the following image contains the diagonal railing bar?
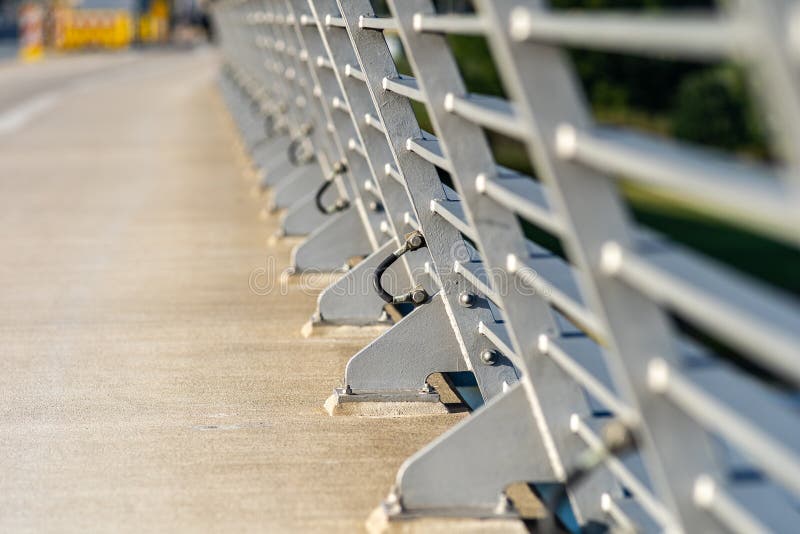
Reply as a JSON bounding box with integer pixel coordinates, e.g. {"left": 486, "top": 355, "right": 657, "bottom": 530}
{"left": 279, "top": 0, "right": 386, "bottom": 252}
{"left": 286, "top": 0, "right": 424, "bottom": 326}
{"left": 332, "top": 0, "right": 527, "bottom": 401}
{"left": 255, "top": 0, "right": 386, "bottom": 273}
{"left": 299, "top": 1, "right": 429, "bottom": 293}
{"left": 382, "top": 0, "right": 621, "bottom": 525}
{"left": 262, "top": 4, "right": 344, "bottom": 183}
{"left": 252, "top": 4, "right": 339, "bottom": 179}
{"left": 476, "top": 1, "right": 725, "bottom": 531}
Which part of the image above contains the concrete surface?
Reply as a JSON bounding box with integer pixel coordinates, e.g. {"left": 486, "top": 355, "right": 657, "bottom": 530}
{"left": 0, "top": 51, "right": 141, "bottom": 129}
{"left": 0, "top": 49, "right": 473, "bottom": 532}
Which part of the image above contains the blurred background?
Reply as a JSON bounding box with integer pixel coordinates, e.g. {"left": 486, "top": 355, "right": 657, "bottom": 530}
{"left": 0, "top": 0, "right": 212, "bottom": 61}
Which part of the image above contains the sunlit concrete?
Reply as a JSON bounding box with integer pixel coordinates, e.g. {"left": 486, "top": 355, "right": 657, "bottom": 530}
{"left": 0, "top": 50, "right": 467, "bottom": 532}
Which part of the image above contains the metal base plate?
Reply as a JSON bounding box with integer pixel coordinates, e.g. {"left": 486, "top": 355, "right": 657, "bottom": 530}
{"left": 366, "top": 504, "right": 528, "bottom": 534}
{"left": 300, "top": 318, "right": 391, "bottom": 339}
{"left": 333, "top": 387, "right": 440, "bottom": 403}
{"left": 324, "top": 387, "right": 449, "bottom": 417}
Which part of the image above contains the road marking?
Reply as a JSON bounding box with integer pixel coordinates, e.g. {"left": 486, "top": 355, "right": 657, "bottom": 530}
{"left": 0, "top": 92, "right": 60, "bottom": 135}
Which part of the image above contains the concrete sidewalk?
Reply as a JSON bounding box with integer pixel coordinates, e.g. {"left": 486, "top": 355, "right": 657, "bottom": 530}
{"left": 0, "top": 50, "right": 464, "bottom": 532}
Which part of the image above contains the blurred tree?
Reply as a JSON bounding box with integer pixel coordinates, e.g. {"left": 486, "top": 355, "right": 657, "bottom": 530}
{"left": 441, "top": 0, "right": 767, "bottom": 156}
{"left": 672, "top": 66, "right": 767, "bottom": 155}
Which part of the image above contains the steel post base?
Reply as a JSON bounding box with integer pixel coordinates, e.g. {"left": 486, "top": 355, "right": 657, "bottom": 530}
{"left": 385, "top": 382, "right": 555, "bottom": 518}
{"left": 314, "top": 239, "right": 411, "bottom": 326}
{"left": 259, "top": 158, "right": 304, "bottom": 190}
{"left": 332, "top": 387, "right": 440, "bottom": 404}
{"left": 324, "top": 294, "right": 466, "bottom": 416}
{"left": 280, "top": 193, "right": 332, "bottom": 236}
{"left": 291, "top": 207, "right": 371, "bottom": 272}
{"left": 324, "top": 387, "right": 449, "bottom": 417}
{"left": 365, "top": 506, "right": 528, "bottom": 534}
{"left": 343, "top": 294, "right": 464, "bottom": 390}
{"left": 250, "top": 137, "right": 292, "bottom": 182}
{"left": 270, "top": 165, "right": 324, "bottom": 210}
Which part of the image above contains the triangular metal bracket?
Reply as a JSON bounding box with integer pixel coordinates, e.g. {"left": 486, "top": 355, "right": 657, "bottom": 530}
{"left": 270, "top": 165, "right": 324, "bottom": 210}
{"left": 280, "top": 192, "right": 332, "bottom": 236}
{"left": 388, "top": 381, "right": 555, "bottom": 517}
{"left": 316, "top": 239, "right": 412, "bottom": 326}
{"left": 291, "top": 207, "right": 371, "bottom": 272}
{"left": 341, "top": 293, "right": 465, "bottom": 394}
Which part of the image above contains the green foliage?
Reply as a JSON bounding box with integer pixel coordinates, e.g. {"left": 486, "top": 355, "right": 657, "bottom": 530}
{"left": 446, "top": 35, "right": 505, "bottom": 97}
{"left": 572, "top": 52, "right": 705, "bottom": 114}
{"left": 671, "top": 66, "right": 767, "bottom": 154}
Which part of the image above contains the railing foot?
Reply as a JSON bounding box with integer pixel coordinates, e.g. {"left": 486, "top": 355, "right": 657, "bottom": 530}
{"left": 313, "top": 239, "right": 415, "bottom": 326}
{"left": 300, "top": 320, "right": 390, "bottom": 340}
{"left": 270, "top": 165, "right": 324, "bottom": 211}
{"left": 279, "top": 192, "right": 337, "bottom": 236}
{"left": 364, "top": 505, "right": 528, "bottom": 534}
{"left": 387, "top": 382, "right": 554, "bottom": 518}
{"left": 258, "top": 157, "right": 304, "bottom": 190}
{"left": 291, "top": 207, "right": 371, "bottom": 272}
{"left": 324, "top": 294, "right": 463, "bottom": 415}
{"left": 324, "top": 387, "right": 449, "bottom": 417}
{"left": 251, "top": 138, "right": 292, "bottom": 187}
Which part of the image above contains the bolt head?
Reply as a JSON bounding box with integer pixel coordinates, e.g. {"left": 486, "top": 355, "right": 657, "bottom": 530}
{"left": 443, "top": 92, "right": 455, "bottom": 112}
{"left": 408, "top": 234, "right": 423, "bottom": 248}
{"left": 480, "top": 349, "right": 498, "bottom": 365}
{"left": 459, "top": 292, "right": 476, "bottom": 307}
{"left": 410, "top": 289, "right": 427, "bottom": 305}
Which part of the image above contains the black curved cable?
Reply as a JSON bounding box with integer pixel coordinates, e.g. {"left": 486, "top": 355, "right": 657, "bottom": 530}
{"left": 372, "top": 231, "right": 428, "bottom": 306}
{"left": 314, "top": 161, "right": 350, "bottom": 215}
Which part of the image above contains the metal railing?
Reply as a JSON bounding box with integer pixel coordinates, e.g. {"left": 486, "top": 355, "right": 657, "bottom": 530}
{"left": 214, "top": 0, "right": 800, "bottom": 531}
